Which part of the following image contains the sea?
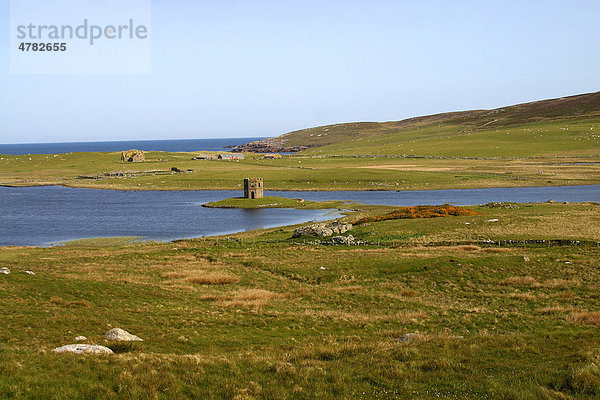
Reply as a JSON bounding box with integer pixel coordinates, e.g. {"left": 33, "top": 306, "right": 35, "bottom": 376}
{"left": 0, "top": 138, "right": 266, "bottom": 155}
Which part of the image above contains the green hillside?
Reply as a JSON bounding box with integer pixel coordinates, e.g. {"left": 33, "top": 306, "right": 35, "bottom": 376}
{"left": 269, "top": 91, "right": 600, "bottom": 156}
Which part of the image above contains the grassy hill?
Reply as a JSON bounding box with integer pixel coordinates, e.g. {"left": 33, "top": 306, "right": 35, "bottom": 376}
{"left": 1, "top": 92, "right": 599, "bottom": 192}
{"left": 251, "top": 91, "right": 600, "bottom": 156}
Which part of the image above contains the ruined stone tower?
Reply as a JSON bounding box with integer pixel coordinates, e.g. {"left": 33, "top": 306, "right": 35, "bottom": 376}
{"left": 244, "top": 178, "right": 263, "bottom": 199}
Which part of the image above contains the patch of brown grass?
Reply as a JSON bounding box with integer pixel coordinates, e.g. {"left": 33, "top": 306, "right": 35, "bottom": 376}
{"left": 161, "top": 271, "right": 188, "bottom": 280}
{"left": 218, "top": 289, "right": 284, "bottom": 307}
{"left": 500, "top": 276, "right": 540, "bottom": 287}
{"left": 568, "top": 311, "right": 600, "bottom": 325}
{"left": 399, "top": 289, "right": 419, "bottom": 297}
{"left": 508, "top": 292, "right": 537, "bottom": 300}
{"left": 481, "top": 247, "right": 512, "bottom": 253}
{"left": 542, "top": 278, "right": 580, "bottom": 289}
{"left": 457, "top": 245, "right": 481, "bottom": 251}
{"left": 185, "top": 272, "right": 240, "bottom": 285}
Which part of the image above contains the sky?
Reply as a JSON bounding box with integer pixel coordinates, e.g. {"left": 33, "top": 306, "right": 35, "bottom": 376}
{"left": 1, "top": 0, "right": 600, "bottom": 144}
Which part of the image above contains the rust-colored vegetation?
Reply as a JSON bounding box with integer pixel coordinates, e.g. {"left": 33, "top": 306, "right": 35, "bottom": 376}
{"left": 356, "top": 204, "right": 481, "bottom": 224}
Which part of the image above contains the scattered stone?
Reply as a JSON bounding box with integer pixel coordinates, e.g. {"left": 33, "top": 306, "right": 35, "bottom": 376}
{"left": 398, "top": 333, "right": 420, "bottom": 342}
{"left": 104, "top": 328, "right": 143, "bottom": 342}
{"left": 24, "top": 270, "right": 35, "bottom": 275}
{"left": 523, "top": 256, "right": 530, "bottom": 262}
{"left": 319, "top": 267, "right": 326, "bottom": 270}
{"left": 465, "top": 222, "right": 471, "bottom": 225}
{"left": 293, "top": 221, "right": 352, "bottom": 238}
{"left": 485, "top": 219, "right": 499, "bottom": 222}
{"left": 53, "top": 344, "right": 113, "bottom": 354}
{"left": 481, "top": 202, "right": 520, "bottom": 209}
{"left": 331, "top": 235, "right": 356, "bottom": 245}
{"left": 0, "top": 267, "right": 10, "bottom": 275}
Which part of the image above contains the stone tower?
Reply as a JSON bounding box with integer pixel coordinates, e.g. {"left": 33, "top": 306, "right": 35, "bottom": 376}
{"left": 244, "top": 178, "right": 263, "bottom": 199}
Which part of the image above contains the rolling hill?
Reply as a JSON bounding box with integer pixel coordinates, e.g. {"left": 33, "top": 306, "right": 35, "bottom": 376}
{"left": 234, "top": 91, "right": 600, "bottom": 157}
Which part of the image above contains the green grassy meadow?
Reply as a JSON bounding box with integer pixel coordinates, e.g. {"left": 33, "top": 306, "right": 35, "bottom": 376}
{"left": 1, "top": 122, "right": 599, "bottom": 192}
{"left": 1, "top": 202, "right": 600, "bottom": 399}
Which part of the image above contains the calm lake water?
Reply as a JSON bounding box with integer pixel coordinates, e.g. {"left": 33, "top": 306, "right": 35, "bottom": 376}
{"left": 0, "top": 138, "right": 265, "bottom": 155}
{"left": 0, "top": 185, "right": 598, "bottom": 246}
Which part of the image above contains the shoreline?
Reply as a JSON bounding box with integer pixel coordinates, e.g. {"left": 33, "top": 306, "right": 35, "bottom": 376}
{"left": 2, "top": 182, "right": 600, "bottom": 193}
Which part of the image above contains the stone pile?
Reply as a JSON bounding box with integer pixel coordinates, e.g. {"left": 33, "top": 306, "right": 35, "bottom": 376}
{"left": 293, "top": 221, "right": 352, "bottom": 238}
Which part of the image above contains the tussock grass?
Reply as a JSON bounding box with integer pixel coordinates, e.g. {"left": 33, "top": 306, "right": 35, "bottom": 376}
{"left": 537, "top": 306, "right": 577, "bottom": 315}
{"left": 481, "top": 247, "right": 512, "bottom": 253}
{"left": 568, "top": 311, "right": 600, "bottom": 325}
{"left": 217, "top": 289, "right": 284, "bottom": 307}
{"left": 185, "top": 273, "right": 240, "bottom": 285}
{"left": 500, "top": 276, "right": 540, "bottom": 287}
{"left": 508, "top": 292, "right": 537, "bottom": 300}
{"left": 543, "top": 278, "right": 580, "bottom": 289}
{"left": 398, "top": 289, "right": 419, "bottom": 297}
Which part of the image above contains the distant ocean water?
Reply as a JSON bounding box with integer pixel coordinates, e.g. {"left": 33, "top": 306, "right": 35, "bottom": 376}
{"left": 0, "top": 138, "right": 266, "bottom": 155}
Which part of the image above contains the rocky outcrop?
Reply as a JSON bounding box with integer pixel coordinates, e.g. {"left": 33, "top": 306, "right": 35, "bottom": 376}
{"left": 293, "top": 221, "right": 352, "bottom": 238}
{"left": 104, "top": 328, "right": 143, "bottom": 342}
{"left": 229, "top": 137, "right": 311, "bottom": 153}
{"left": 53, "top": 344, "right": 113, "bottom": 354}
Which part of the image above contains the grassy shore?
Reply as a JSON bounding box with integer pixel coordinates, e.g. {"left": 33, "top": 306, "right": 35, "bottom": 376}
{"left": 1, "top": 202, "right": 599, "bottom": 398}
{"left": 202, "top": 196, "right": 348, "bottom": 209}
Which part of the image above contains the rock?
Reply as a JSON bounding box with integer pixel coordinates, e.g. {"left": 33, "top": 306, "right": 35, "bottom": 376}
{"left": 331, "top": 235, "right": 355, "bottom": 245}
{"left": 485, "top": 219, "right": 499, "bottom": 222}
{"left": 104, "top": 328, "right": 143, "bottom": 341}
{"left": 24, "top": 270, "right": 35, "bottom": 275}
{"left": 0, "top": 267, "right": 10, "bottom": 275}
{"left": 293, "top": 221, "right": 352, "bottom": 238}
{"left": 398, "top": 333, "right": 420, "bottom": 342}
{"left": 75, "top": 336, "right": 87, "bottom": 341}
{"left": 523, "top": 256, "right": 530, "bottom": 262}
{"left": 53, "top": 344, "right": 113, "bottom": 354}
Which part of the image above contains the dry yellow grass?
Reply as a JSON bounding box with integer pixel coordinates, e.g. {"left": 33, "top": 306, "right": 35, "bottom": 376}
{"left": 508, "top": 292, "right": 537, "bottom": 300}
{"left": 185, "top": 273, "right": 240, "bottom": 285}
{"left": 568, "top": 311, "right": 600, "bottom": 325}
{"left": 399, "top": 289, "right": 419, "bottom": 297}
{"left": 542, "top": 278, "right": 580, "bottom": 289}
{"left": 481, "top": 248, "right": 512, "bottom": 253}
{"left": 218, "top": 289, "right": 284, "bottom": 307}
{"left": 500, "top": 276, "right": 540, "bottom": 287}
{"left": 537, "top": 306, "right": 577, "bottom": 315}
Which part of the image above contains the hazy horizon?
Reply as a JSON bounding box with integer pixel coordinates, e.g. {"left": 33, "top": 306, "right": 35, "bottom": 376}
{"left": 2, "top": 0, "right": 600, "bottom": 145}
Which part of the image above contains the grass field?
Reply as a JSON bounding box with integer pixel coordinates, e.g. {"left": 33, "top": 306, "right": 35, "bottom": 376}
{"left": 1, "top": 202, "right": 600, "bottom": 399}
{"left": 2, "top": 101, "right": 599, "bottom": 192}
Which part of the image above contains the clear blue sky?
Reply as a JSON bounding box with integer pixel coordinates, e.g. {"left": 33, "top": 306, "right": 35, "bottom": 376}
{"left": 1, "top": 0, "right": 599, "bottom": 144}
